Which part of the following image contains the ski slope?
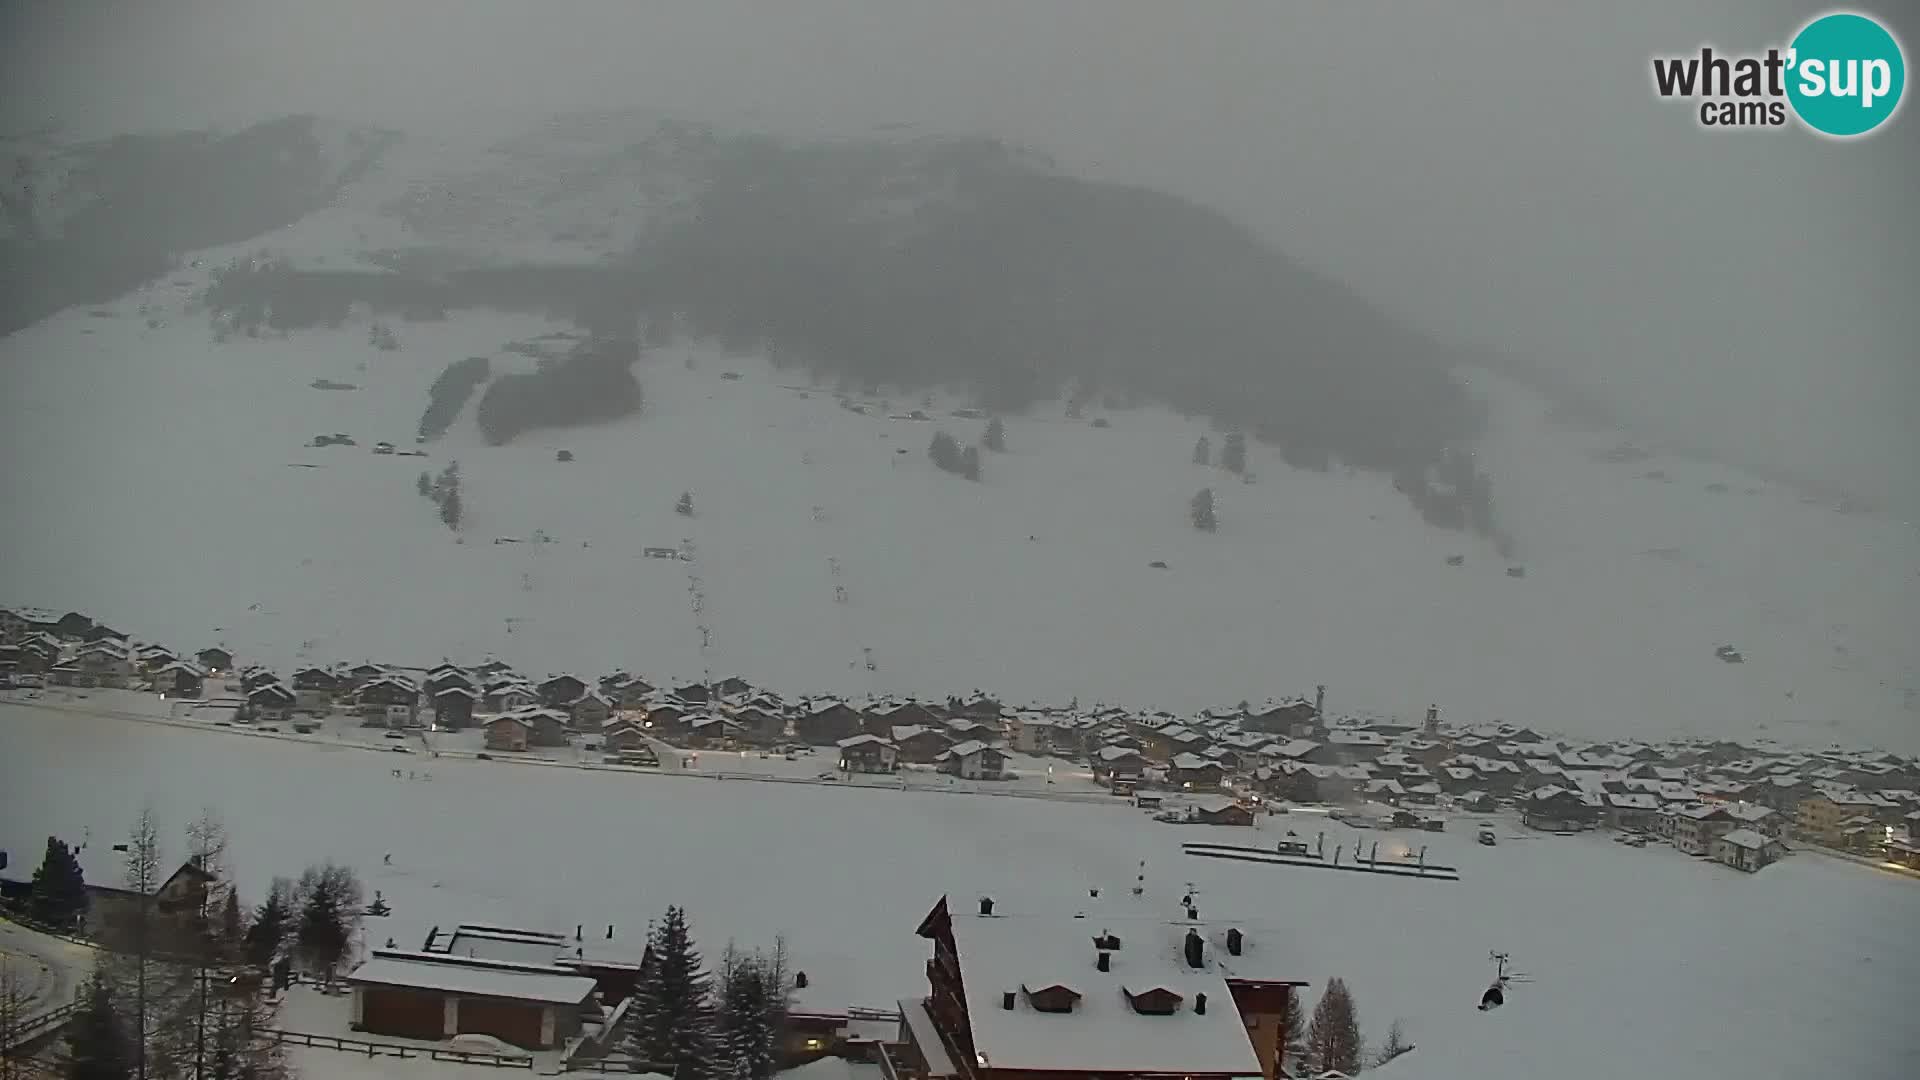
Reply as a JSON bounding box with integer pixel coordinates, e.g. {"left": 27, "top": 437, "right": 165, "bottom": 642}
{"left": 3, "top": 263, "right": 1920, "bottom": 749}
{"left": 1, "top": 246, "right": 1916, "bottom": 750}
{"left": 1, "top": 703, "right": 1914, "bottom": 1080}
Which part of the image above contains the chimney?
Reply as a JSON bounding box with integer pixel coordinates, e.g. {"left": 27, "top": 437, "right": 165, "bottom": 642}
{"left": 979, "top": 896, "right": 995, "bottom": 916}
{"left": 1315, "top": 684, "right": 1326, "bottom": 718}
{"left": 1426, "top": 703, "right": 1440, "bottom": 733}
{"left": 576, "top": 924, "right": 583, "bottom": 941}
{"left": 1001, "top": 991, "right": 1016, "bottom": 1010}
{"left": 608, "top": 924, "right": 615, "bottom": 939}
{"left": 1226, "top": 928, "right": 1243, "bottom": 956}
{"left": 795, "top": 971, "right": 809, "bottom": 989}
{"left": 1195, "top": 992, "right": 1208, "bottom": 1015}
{"left": 1096, "top": 951, "right": 1111, "bottom": 972}
{"left": 1183, "top": 928, "right": 1204, "bottom": 969}
{"left": 1089, "top": 887, "right": 1099, "bottom": 898}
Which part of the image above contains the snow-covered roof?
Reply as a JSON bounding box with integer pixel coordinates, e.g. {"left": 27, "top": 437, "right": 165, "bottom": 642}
{"left": 1607, "top": 793, "right": 1660, "bottom": 810}
{"left": 1170, "top": 752, "right": 1218, "bottom": 771}
{"left": 947, "top": 740, "right": 999, "bottom": 759}
{"left": 348, "top": 950, "right": 596, "bottom": 1004}
{"left": 946, "top": 914, "right": 1261, "bottom": 1075}
{"left": 837, "top": 734, "right": 892, "bottom": 749}
{"left": 1725, "top": 803, "right": 1775, "bottom": 822}
{"left": 1717, "top": 829, "right": 1774, "bottom": 851}
{"left": 1097, "top": 744, "right": 1143, "bottom": 761}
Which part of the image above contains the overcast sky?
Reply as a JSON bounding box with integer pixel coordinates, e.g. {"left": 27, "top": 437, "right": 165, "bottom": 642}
{"left": 4, "top": 0, "right": 1915, "bottom": 512}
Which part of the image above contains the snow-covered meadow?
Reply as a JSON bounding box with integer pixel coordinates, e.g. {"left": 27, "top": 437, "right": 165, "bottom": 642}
{"left": 1, "top": 259, "right": 1915, "bottom": 751}
{"left": 2, "top": 703, "right": 1915, "bottom": 1080}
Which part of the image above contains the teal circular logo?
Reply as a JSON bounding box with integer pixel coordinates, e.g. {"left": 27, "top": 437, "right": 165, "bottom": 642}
{"left": 1787, "top": 12, "right": 1905, "bottom": 137}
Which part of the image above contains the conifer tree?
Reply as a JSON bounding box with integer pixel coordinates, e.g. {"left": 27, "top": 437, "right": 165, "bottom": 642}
{"left": 1304, "top": 977, "right": 1362, "bottom": 1076}
{"left": 628, "top": 906, "right": 717, "bottom": 1078}
{"left": 1190, "top": 487, "right": 1217, "bottom": 532}
{"left": 983, "top": 417, "right": 1006, "bottom": 452}
{"left": 1221, "top": 431, "right": 1247, "bottom": 474}
{"left": 29, "top": 836, "right": 88, "bottom": 930}
{"left": 1193, "top": 435, "right": 1211, "bottom": 466}
{"left": 65, "top": 970, "right": 133, "bottom": 1080}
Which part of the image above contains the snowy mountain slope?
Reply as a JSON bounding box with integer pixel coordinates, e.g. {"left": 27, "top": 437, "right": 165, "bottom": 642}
{"left": 3, "top": 704, "right": 1916, "bottom": 1080}
{"left": 2, "top": 256, "right": 1915, "bottom": 751}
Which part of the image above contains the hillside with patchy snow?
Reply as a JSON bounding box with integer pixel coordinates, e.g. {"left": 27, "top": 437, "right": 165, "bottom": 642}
{"left": 2, "top": 245, "right": 1915, "bottom": 751}
{"left": 1, "top": 114, "right": 1915, "bottom": 752}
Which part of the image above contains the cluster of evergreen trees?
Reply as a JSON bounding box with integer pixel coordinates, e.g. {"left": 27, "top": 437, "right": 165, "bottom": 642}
{"left": 928, "top": 431, "right": 981, "bottom": 481}
{"left": 418, "top": 461, "right": 462, "bottom": 529}
{"left": 622, "top": 905, "right": 790, "bottom": 1080}
{"left": 28, "top": 807, "right": 369, "bottom": 1080}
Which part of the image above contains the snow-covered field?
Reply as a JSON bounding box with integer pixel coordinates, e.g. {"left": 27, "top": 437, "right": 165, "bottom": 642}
{"left": 3, "top": 703, "right": 1915, "bottom": 1080}
{"left": 3, "top": 261, "right": 1915, "bottom": 751}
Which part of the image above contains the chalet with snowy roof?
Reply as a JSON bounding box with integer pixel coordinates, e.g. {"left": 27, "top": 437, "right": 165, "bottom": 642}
{"left": 605, "top": 676, "right": 657, "bottom": 709}
{"left": 945, "top": 717, "right": 997, "bottom": 742}
{"left": 797, "top": 701, "right": 865, "bottom": 746}
{"left": 431, "top": 685, "right": 478, "bottom": 729}
{"left": 672, "top": 682, "right": 713, "bottom": 705}
{"left": 600, "top": 719, "right": 649, "bottom": 752}
{"left": 82, "top": 857, "right": 216, "bottom": 940}
{"left": 1241, "top": 698, "right": 1318, "bottom": 737}
{"left": 1169, "top": 753, "right": 1226, "bottom": 791}
{"left": 356, "top": 675, "right": 420, "bottom": 727}
{"left": 728, "top": 705, "right": 786, "bottom": 746}
{"left": 1671, "top": 804, "right": 1737, "bottom": 855}
{"left": 537, "top": 674, "right": 588, "bottom": 709}
{"left": 246, "top": 682, "right": 296, "bottom": 723}
{"left": 950, "top": 693, "right": 1003, "bottom": 720}
{"left": 1712, "top": 829, "right": 1783, "bottom": 873}
{"left": 900, "top": 896, "right": 1308, "bottom": 1080}
{"left": 0, "top": 606, "right": 60, "bottom": 643}
{"left": 152, "top": 660, "right": 205, "bottom": 698}
{"left": 51, "top": 611, "right": 93, "bottom": 640}
{"left": 422, "top": 665, "right": 472, "bottom": 697}
{"left": 643, "top": 701, "right": 687, "bottom": 731}
{"left": 1520, "top": 786, "right": 1600, "bottom": 831}
{"left": 75, "top": 641, "right": 135, "bottom": 687}
{"left": 570, "top": 689, "right": 613, "bottom": 732}
{"left": 1092, "top": 745, "right": 1148, "bottom": 785}
{"left": 1006, "top": 713, "right": 1059, "bottom": 755}
{"left": 343, "top": 662, "right": 388, "bottom": 689}
{"left": 1604, "top": 793, "right": 1661, "bottom": 830}
{"left": 866, "top": 699, "right": 943, "bottom": 737}
{"left": 1186, "top": 795, "right": 1256, "bottom": 827}
{"left": 714, "top": 675, "right": 753, "bottom": 697}
{"left": 347, "top": 947, "right": 600, "bottom": 1050}
{"left": 1795, "top": 790, "right": 1893, "bottom": 845}
{"left": 484, "top": 715, "right": 531, "bottom": 752}
{"left": 483, "top": 682, "right": 536, "bottom": 713}
{"left": 838, "top": 734, "right": 898, "bottom": 773}
{"left": 938, "top": 741, "right": 1007, "bottom": 781}
{"left": 894, "top": 725, "right": 955, "bottom": 764}
{"left": 684, "top": 713, "right": 745, "bottom": 748}
{"left": 1722, "top": 802, "right": 1779, "bottom": 837}
{"left": 523, "top": 708, "right": 570, "bottom": 747}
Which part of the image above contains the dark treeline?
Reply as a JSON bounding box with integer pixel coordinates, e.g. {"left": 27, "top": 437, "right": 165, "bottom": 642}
{"left": 0, "top": 116, "right": 394, "bottom": 337}
{"left": 418, "top": 356, "right": 492, "bottom": 441}
{"left": 628, "top": 133, "right": 1497, "bottom": 536}
{"left": 475, "top": 338, "right": 642, "bottom": 445}
{"left": 188, "top": 123, "right": 1496, "bottom": 534}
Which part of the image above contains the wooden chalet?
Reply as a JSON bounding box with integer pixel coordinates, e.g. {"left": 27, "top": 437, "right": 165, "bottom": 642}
{"left": 796, "top": 701, "right": 865, "bottom": 746}
{"left": 838, "top": 734, "right": 899, "bottom": 773}
{"left": 432, "top": 685, "right": 478, "bottom": 729}
{"left": 897, "top": 897, "right": 1307, "bottom": 1080}
{"left": 537, "top": 674, "right": 589, "bottom": 709}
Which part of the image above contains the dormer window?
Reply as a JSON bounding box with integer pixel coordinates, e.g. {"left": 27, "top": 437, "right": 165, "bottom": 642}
{"left": 1023, "top": 983, "right": 1083, "bottom": 1014}
{"left": 1123, "top": 985, "right": 1185, "bottom": 1015}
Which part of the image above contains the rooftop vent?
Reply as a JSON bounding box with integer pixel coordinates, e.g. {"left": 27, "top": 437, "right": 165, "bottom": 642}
{"left": 1001, "top": 991, "right": 1016, "bottom": 1011}
{"left": 980, "top": 896, "right": 995, "bottom": 916}
{"left": 1094, "top": 931, "right": 1122, "bottom": 951}
{"left": 795, "top": 971, "right": 809, "bottom": 989}
{"left": 1096, "top": 951, "right": 1111, "bottom": 972}
{"left": 1226, "top": 928, "right": 1244, "bottom": 956}
{"left": 1183, "top": 928, "right": 1205, "bottom": 970}
{"left": 1195, "top": 992, "right": 1208, "bottom": 1015}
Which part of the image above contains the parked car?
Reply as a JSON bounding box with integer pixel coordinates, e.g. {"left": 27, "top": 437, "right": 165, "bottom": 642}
{"left": 1478, "top": 829, "right": 1498, "bottom": 846}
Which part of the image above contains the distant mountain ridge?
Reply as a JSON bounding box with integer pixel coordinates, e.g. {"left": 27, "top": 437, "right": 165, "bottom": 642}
{"left": 10, "top": 113, "right": 1495, "bottom": 537}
